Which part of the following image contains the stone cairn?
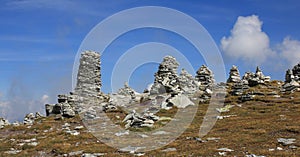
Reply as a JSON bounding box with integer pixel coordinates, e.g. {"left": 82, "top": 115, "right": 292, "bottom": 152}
{"left": 227, "top": 66, "right": 271, "bottom": 96}
{"left": 282, "top": 63, "right": 300, "bottom": 92}
{"left": 227, "top": 65, "right": 249, "bottom": 96}
{"left": 195, "top": 65, "right": 215, "bottom": 89}
{"left": 117, "top": 82, "right": 137, "bottom": 100}
{"left": 242, "top": 66, "right": 271, "bottom": 87}
{"left": 227, "top": 65, "right": 241, "bottom": 83}
{"left": 45, "top": 50, "right": 106, "bottom": 118}
{"left": 150, "top": 56, "right": 181, "bottom": 95}
{"left": 178, "top": 69, "right": 199, "bottom": 94}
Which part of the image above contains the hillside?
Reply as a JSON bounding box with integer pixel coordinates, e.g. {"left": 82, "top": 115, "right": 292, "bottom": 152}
{"left": 0, "top": 81, "right": 299, "bottom": 157}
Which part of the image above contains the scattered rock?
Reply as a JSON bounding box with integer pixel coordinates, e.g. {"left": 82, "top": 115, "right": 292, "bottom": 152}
{"left": 69, "top": 150, "right": 83, "bottom": 156}
{"left": 217, "top": 148, "right": 234, "bottom": 152}
{"left": 4, "top": 148, "right": 22, "bottom": 154}
{"left": 161, "top": 147, "right": 177, "bottom": 152}
{"left": 245, "top": 154, "right": 266, "bottom": 157}
{"left": 277, "top": 138, "right": 296, "bottom": 146}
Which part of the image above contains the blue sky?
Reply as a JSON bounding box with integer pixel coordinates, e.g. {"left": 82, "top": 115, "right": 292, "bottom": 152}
{"left": 1, "top": 0, "right": 300, "bottom": 121}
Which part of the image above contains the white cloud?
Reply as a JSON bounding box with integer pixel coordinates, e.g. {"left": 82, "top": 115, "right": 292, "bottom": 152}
{"left": 279, "top": 37, "right": 300, "bottom": 67}
{"left": 221, "top": 15, "right": 274, "bottom": 64}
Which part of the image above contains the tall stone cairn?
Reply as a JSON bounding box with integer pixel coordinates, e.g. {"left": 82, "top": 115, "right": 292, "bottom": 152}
{"left": 150, "top": 56, "right": 181, "bottom": 94}
{"left": 75, "top": 50, "right": 101, "bottom": 97}
{"left": 227, "top": 65, "right": 241, "bottom": 83}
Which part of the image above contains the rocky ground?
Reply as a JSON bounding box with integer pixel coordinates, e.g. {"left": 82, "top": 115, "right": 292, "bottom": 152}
{"left": 0, "top": 81, "right": 299, "bottom": 157}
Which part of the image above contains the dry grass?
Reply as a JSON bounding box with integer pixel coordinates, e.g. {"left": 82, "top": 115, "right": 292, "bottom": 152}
{"left": 0, "top": 82, "right": 299, "bottom": 156}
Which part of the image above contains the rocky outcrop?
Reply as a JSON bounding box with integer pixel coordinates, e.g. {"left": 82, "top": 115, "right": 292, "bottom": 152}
{"left": 150, "top": 56, "right": 181, "bottom": 95}
{"left": 242, "top": 66, "right": 270, "bottom": 87}
{"left": 227, "top": 65, "right": 241, "bottom": 83}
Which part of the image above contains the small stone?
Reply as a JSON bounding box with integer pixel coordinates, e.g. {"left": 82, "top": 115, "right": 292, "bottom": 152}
{"left": 217, "top": 148, "right": 234, "bottom": 152}
{"left": 161, "top": 148, "right": 177, "bottom": 152}
{"left": 277, "top": 138, "right": 296, "bottom": 145}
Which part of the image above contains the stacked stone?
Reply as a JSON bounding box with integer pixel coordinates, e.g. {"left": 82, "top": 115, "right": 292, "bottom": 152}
{"left": 117, "top": 82, "right": 136, "bottom": 100}
{"left": 195, "top": 65, "right": 215, "bottom": 88}
{"left": 45, "top": 50, "right": 105, "bottom": 118}
{"left": 122, "top": 110, "right": 159, "bottom": 129}
{"left": 242, "top": 66, "right": 271, "bottom": 87}
{"left": 45, "top": 94, "right": 76, "bottom": 117}
{"left": 150, "top": 56, "right": 181, "bottom": 95}
{"left": 227, "top": 65, "right": 241, "bottom": 83}
{"left": 75, "top": 50, "right": 101, "bottom": 97}
{"left": 282, "top": 63, "right": 300, "bottom": 92}
{"left": 178, "top": 69, "right": 199, "bottom": 94}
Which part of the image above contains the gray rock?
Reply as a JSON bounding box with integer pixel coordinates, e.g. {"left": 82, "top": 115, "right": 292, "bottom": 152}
{"left": 161, "top": 148, "right": 177, "bottom": 152}
{"left": 0, "top": 117, "right": 10, "bottom": 128}
{"left": 217, "top": 148, "right": 234, "bottom": 152}
{"left": 277, "top": 138, "right": 296, "bottom": 146}
{"left": 23, "top": 113, "right": 35, "bottom": 125}
{"left": 163, "top": 94, "right": 194, "bottom": 109}
{"left": 62, "top": 103, "right": 75, "bottom": 117}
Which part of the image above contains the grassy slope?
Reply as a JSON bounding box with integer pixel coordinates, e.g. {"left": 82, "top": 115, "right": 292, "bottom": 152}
{"left": 0, "top": 81, "right": 299, "bottom": 156}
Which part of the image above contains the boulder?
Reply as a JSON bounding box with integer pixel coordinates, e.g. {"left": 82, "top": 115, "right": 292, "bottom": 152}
{"left": 165, "top": 94, "right": 195, "bottom": 109}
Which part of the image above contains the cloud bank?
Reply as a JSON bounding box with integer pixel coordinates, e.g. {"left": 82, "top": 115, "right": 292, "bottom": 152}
{"left": 221, "top": 15, "right": 300, "bottom": 68}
